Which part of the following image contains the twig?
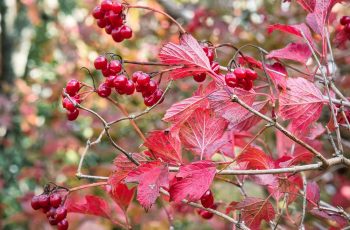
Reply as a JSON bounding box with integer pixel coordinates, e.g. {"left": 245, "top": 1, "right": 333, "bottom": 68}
{"left": 299, "top": 173, "right": 307, "bottom": 230}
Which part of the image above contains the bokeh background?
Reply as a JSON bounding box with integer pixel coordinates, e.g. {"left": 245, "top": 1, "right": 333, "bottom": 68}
{"left": 1, "top": 0, "right": 349, "bottom": 229}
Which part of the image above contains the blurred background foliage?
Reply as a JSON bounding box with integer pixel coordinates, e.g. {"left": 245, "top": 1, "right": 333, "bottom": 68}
{"left": 0, "top": 0, "right": 349, "bottom": 229}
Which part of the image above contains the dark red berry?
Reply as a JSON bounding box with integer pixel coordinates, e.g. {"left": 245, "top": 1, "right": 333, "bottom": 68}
{"left": 233, "top": 67, "right": 246, "bottom": 80}
{"left": 101, "top": 68, "right": 111, "bottom": 77}
{"left": 225, "top": 72, "right": 237, "bottom": 88}
{"left": 243, "top": 79, "right": 253, "bottom": 91}
{"left": 66, "top": 79, "right": 80, "bottom": 96}
{"left": 57, "top": 219, "right": 69, "bottom": 230}
{"left": 46, "top": 207, "right": 57, "bottom": 218}
{"left": 197, "top": 204, "right": 217, "bottom": 220}
{"left": 105, "top": 75, "right": 116, "bottom": 88}
{"left": 94, "top": 56, "right": 108, "bottom": 70}
{"left": 96, "top": 18, "right": 107, "bottom": 28}
{"left": 136, "top": 73, "right": 150, "bottom": 87}
{"left": 62, "top": 97, "right": 76, "bottom": 112}
{"left": 55, "top": 207, "right": 68, "bottom": 222}
{"left": 344, "top": 23, "right": 350, "bottom": 33}
{"left": 109, "top": 12, "right": 123, "bottom": 27}
{"left": 101, "top": 0, "right": 113, "bottom": 11}
{"left": 111, "top": 28, "right": 124, "bottom": 42}
{"left": 206, "top": 49, "right": 215, "bottom": 63}
{"left": 92, "top": 5, "right": 104, "bottom": 19}
{"left": 111, "top": 2, "right": 123, "bottom": 14}
{"left": 38, "top": 194, "right": 50, "bottom": 209}
{"left": 31, "top": 195, "right": 41, "bottom": 210}
{"left": 42, "top": 206, "right": 50, "bottom": 213}
{"left": 200, "top": 190, "right": 214, "bottom": 208}
{"left": 108, "top": 60, "right": 122, "bottom": 74}
{"left": 193, "top": 73, "right": 206, "bottom": 83}
{"left": 132, "top": 71, "right": 143, "bottom": 82}
{"left": 124, "top": 80, "right": 135, "bottom": 95}
{"left": 105, "top": 24, "right": 113, "bottom": 34}
{"left": 67, "top": 109, "right": 79, "bottom": 121}
{"left": 49, "top": 193, "right": 62, "bottom": 208}
{"left": 97, "top": 83, "right": 111, "bottom": 98}
{"left": 154, "top": 89, "right": 164, "bottom": 104}
{"left": 113, "top": 75, "right": 128, "bottom": 89}
{"left": 120, "top": 25, "right": 132, "bottom": 39}
{"left": 340, "top": 16, "right": 350, "bottom": 25}
{"left": 211, "top": 61, "right": 220, "bottom": 74}
{"left": 48, "top": 216, "right": 59, "bottom": 226}
{"left": 245, "top": 68, "right": 257, "bottom": 80}
{"left": 142, "top": 80, "right": 157, "bottom": 97}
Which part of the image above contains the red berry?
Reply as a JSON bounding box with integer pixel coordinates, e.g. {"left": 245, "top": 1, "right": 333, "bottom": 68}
{"left": 94, "top": 56, "right": 108, "bottom": 70}
{"left": 120, "top": 25, "right": 133, "bottom": 39}
{"left": 225, "top": 72, "right": 237, "bottom": 88}
{"left": 67, "top": 109, "right": 79, "bottom": 121}
{"left": 144, "top": 89, "right": 163, "bottom": 107}
{"left": 111, "top": 2, "right": 123, "bottom": 14}
{"left": 31, "top": 195, "right": 41, "bottom": 210}
{"left": 62, "top": 97, "right": 76, "bottom": 112}
{"left": 243, "top": 79, "right": 253, "bottom": 91}
{"left": 200, "top": 190, "right": 214, "bottom": 208}
{"left": 154, "top": 89, "right": 164, "bottom": 104}
{"left": 211, "top": 61, "right": 220, "bottom": 74}
{"left": 206, "top": 49, "right": 215, "bottom": 63}
{"left": 108, "top": 60, "right": 122, "bottom": 74}
{"left": 124, "top": 80, "right": 135, "bottom": 95}
{"left": 66, "top": 79, "right": 80, "bottom": 96}
{"left": 49, "top": 193, "right": 62, "bottom": 208}
{"left": 197, "top": 204, "right": 217, "bottom": 220}
{"left": 38, "top": 194, "right": 50, "bottom": 209}
{"left": 97, "top": 83, "right": 111, "bottom": 98}
{"left": 101, "top": 0, "right": 113, "bottom": 11}
{"left": 132, "top": 71, "right": 143, "bottom": 82}
{"left": 48, "top": 216, "right": 59, "bottom": 225}
{"left": 57, "top": 219, "right": 69, "bottom": 230}
{"left": 101, "top": 68, "right": 111, "bottom": 77}
{"left": 245, "top": 68, "right": 257, "bottom": 80}
{"left": 105, "top": 24, "right": 113, "bottom": 34}
{"left": 46, "top": 207, "right": 57, "bottom": 218}
{"left": 142, "top": 80, "right": 157, "bottom": 97}
{"left": 96, "top": 18, "right": 107, "bottom": 28}
{"left": 113, "top": 74, "right": 128, "bottom": 89}
{"left": 233, "top": 67, "right": 246, "bottom": 80}
{"left": 55, "top": 207, "right": 68, "bottom": 222}
{"left": 193, "top": 73, "right": 206, "bottom": 82}
{"left": 136, "top": 73, "right": 150, "bottom": 87}
{"left": 344, "top": 23, "right": 350, "bottom": 33}
{"left": 109, "top": 12, "right": 123, "bottom": 27}
{"left": 92, "top": 5, "right": 104, "bottom": 19}
{"left": 340, "top": 16, "right": 350, "bottom": 25}
{"left": 105, "top": 75, "right": 116, "bottom": 88}
{"left": 111, "top": 28, "right": 124, "bottom": 42}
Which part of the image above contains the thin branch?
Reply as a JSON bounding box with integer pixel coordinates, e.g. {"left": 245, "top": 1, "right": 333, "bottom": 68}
{"left": 299, "top": 173, "right": 307, "bottom": 230}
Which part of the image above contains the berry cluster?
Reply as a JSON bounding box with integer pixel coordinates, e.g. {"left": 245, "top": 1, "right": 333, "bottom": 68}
{"left": 31, "top": 193, "right": 68, "bottom": 230}
{"left": 192, "top": 45, "right": 219, "bottom": 83}
{"left": 197, "top": 190, "right": 217, "bottom": 219}
{"left": 92, "top": 0, "right": 132, "bottom": 42}
{"left": 62, "top": 79, "right": 82, "bottom": 121}
{"left": 340, "top": 16, "right": 350, "bottom": 39}
{"left": 225, "top": 67, "right": 257, "bottom": 91}
{"left": 132, "top": 71, "right": 164, "bottom": 106}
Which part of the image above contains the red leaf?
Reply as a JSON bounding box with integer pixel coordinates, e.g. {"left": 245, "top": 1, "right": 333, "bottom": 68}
{"left": 125, "top": 162, "right": 169, "bottom": 210}
{"left": 66, "top": 195, "right": 111, "bottom": 219}
{"left": 169, "top": 161, "right": 216, "bottom": 202}
{"left": 266, "top": 43, "right": 312, "bottom": 64}
{"left": 179, "top": 108, "right": 228, "bottom": 159}
{"left": 276, "top": 152, "right": 314, "bottom": 168}
{"left": 267, "top": 23, "right": 314, "bottom": 46}
{"left": 279, "top": 77, "right": 325, "bottom": 134}
{"left": 159, "top": 34, "right": 212, "bottom": 80}
{"left": 306, "top": 182, "right": 320, "bottom": 209}
{"left": 237, "top": 146, "right": 274, "bottom": 170}
{"left": 334, "top": 28, "right": 349, "bottom": 49}
{"left": 297, "top": 0, "right": 316, "bottom": 12}
{"left": 310, "top": 209, "right": 348, "bottom": 228}
{"left": 107, "top": 182, "right": 135, "bottom": 211}
{"left": 144, "top": 130, "right": 182, "bottom": 164}
{"left": 268, "top": 174, "right": 303, "bottom": 204}
{"left": 265, "top": 62, "right": 288, "bottom": 90}
{"left": 163, "top": 96, "right": 208, "bottom": 124}
{"left": 238, "top": 55, "right": 263, "bottom": 69}
{"left": 233, "top": 197, "right": 276, "bottom": 229}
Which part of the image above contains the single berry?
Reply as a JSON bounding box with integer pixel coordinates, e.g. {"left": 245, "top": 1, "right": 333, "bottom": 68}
{"left": 49, "top": 193, "right": 62, "bottom": 208}
{"left": 94, "top": 56, "right": 108, "bottom": 70}
{"left": 233, "top": 67, "right": 246, "bottom": 80}
{"left": 136, "top": 73, "right": 150, "bottom": 87}
{"left": 206, "top": 49, "right": 215, "bottom": 63}
{"left": 344, "top": 23, "right": 350, "bottom": 33}
{"left": 31, "top": 195, "right": 41, "bottom": 210}
{"left": 124, "top": 80, "right": 135, "bottom": 95}
{"left": 97, "top": 83, "right": 111, "bottom": 98}
{"left": 200, "top": 190, "right": 214, "bottom": 208}
{"left": 199, "top": 210, "right": 214, "bottom": 219}
{"left": 142, "top": 80, "right": 157, "bottom": 97}
{"left": 67, "top": 109, "right": 79, "bottom": 121}
{"left": 111, "top": 28, "right": 124, "bottom": 42}
{"left": 245, "top": 68, "right": 257, "bottom": 80}
{"left": 38, "top": 194, "right": 50, "bottom": 209}
{"left": 66, "top": 79, "right": 80, "bottom": 96}
{"left": 105, "top": 24, "right": 113, "bottom": 34}
{"left": 225, "top": 72, "right": 237, "bottom": 88}
{"left": 193, "top": 73, "right": 206, "bottom": 83}
{"left": 62, "top": 97, "right": 76, "bottom": 112}
{"left": 101, "top": 0, "right": 113, "bottom": 11}
{"left": 48, "top": 216, "right": 59, "bottom": 226}
{"left": 120, "top": 25, "right": 133, "bottom": 39}
{"left": 55, "top": 207, "right": 68, "bottom": 222}
{"left": 243, "top": 79, "right": 253, "bottom": 91}
{"left": 57, "top": 219, "right": 69, "bottom": 230}
{"left": 132, "top": 71, "right": 143, "bottom": 82}
{"left": 101, "top": 68, "right": 111, "bottom": 77}
{"left": 46, "top": 207, "right": 57, "bottom": 218}
{"left": 109, "top": 12, "right": 123, "bottom": 27}
{"left": 154, "top": 89, "right": 164, "bottom": 104}
{"left": 111, "top": 2, "right": 123, "bottom": 14}
{"left": 108, "top": 60, "right": 122, "bottom": 74}
{"left": 340, "top": 16, "right": 350, "bottom": 25}
{"left": 113, "top": 75, "right": 128, "bottom": 89}
{"left": 105, "top": 75, "right": 116, "bottom": 88}
{"left": 96, "top": 18, "right": 107, "bottom": 28}
{"left": 92, "top": 5, "right": 104, "bottom": 19}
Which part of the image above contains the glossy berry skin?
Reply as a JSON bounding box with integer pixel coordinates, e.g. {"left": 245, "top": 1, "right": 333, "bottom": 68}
{"left": 245, "top": 68, "right": 257, "bottom": 80}
{"left": 66, "top": 79, "right": 80, "bottom": 96}
{"left": 49, "top": 193, "right": 62, "bottom": 208}
{"left": 55, "top": 207, "right": 68, "bottom": 222}
{"left": 94, "top": 56, "right": 108, "bottom": 70}
{"left": 48, "top": 216, "right": 59, "bottom": 226}
{"left": 225, "top": 72, "right": 237, "bottom": 88}
{"left": 101, "top": 0, "right": 113, "bottom": 11}
{"left": 62, "top": 97, "right": 76, "bottom": 112}
{"left": 144, "top": 90, "right": 163, "bottom": 107}
{"left": 197, "top": 204, "right": 217, "bottom": 220}
{"left": 97, "top": 83, "right": 111, "bottom": 98}
{"left": 233, "top": 67, "right": 246, "bottom": 80}
{"left": 124, "top": 80, "right": 135, "bottom": 95}
{"left": 340, "top": 16, "right": 350, "bottom": 25}
{"left": 38, "top": 194, "right": 50, "bottom": 209}
{"left": 101, "top": 68, "right": 111, "bottom": 77}
{"left": 136, "top": 73, "right": 150, "bottom": 87}
{"left": 67, "top": 109, "right": 79, "bottom": 121}
{"left": 105, "top": 25, "right": 113, "bottom": 34}
{"left": 46, "top": 207, "right": 57, "bottom": 218}
{"left": 92, "top": 6, "right": 104, "bottom": 19}
{"left": 57, "top": 219, "right": 69, "bottom": 230}
{"left": 243, "top": 79, "right": 253, "bottom": 91}
{"left": 111, "top": 28, "right": 124, "bottom": 42}
{"left": 200, "top": 190, "right": 214, "bottom": 208}
{"left": 31, "top": 195, "right": 41, "bottom": 210}
{"left": 344, "top": 23, "right": 350, "bottom": 33}
{"left": 113, "top": 75, "right": 128, "bottom": 89}
{"left": 109, "top": 12, "right": 123, "bottom": 27}
{"left": 142, "top": 80, "right": 157, "bottom": 97}
{"left": 111, "top": 2, "right": 123, "bottom": 14}
{"left": 108, "top": 60, "right": 122, "bottom": 74}
{"left": 105, "top": 75, "right": 116, "bottom": 88}
{"left": 96, "top": 18, "right": 107, "bottom": 28}
{"left": 193, "top": 73, "right": 206, "bottom": 83}
{"left": 120, "top": 25, "right": 133, "bottom": 39}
